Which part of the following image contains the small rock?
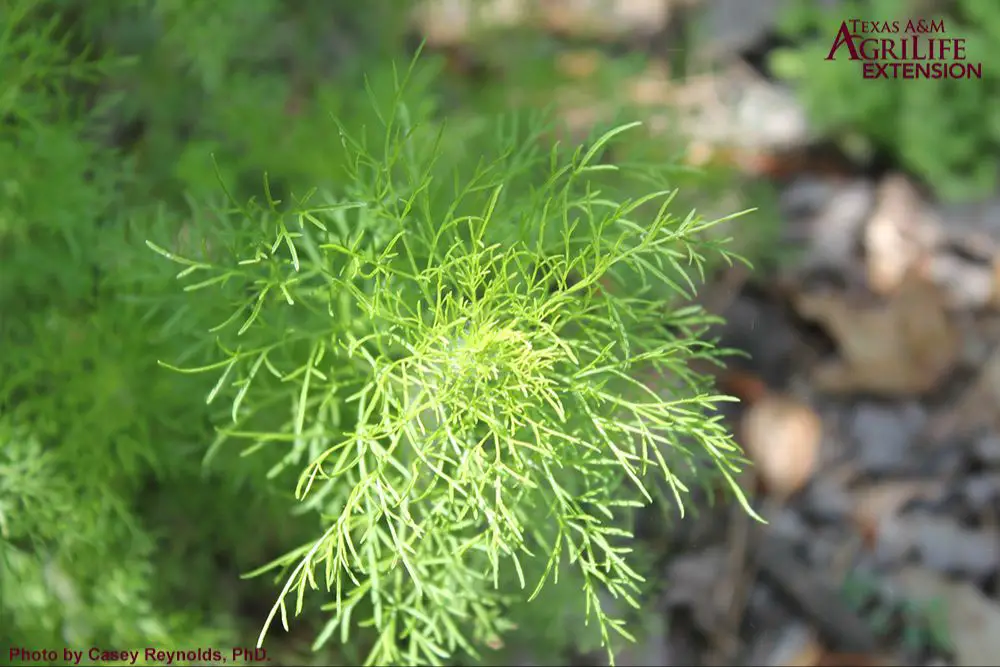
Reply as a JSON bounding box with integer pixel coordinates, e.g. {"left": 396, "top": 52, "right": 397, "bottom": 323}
{"left": 974, "top": 433, "right": 1000, "bottom": 464}
{"left": 801, "top": 475, "right": 852, "bottom": 521}
{"left": 696, "top": 0, "right": 844, "bottom": 60}
{"left": 882, "top": 514, "right": 1000, "bottom": 578}
{"left": 663, "top": 547, "right": 728, "bottom": 634}
{"left": 414, "top": 0, "right": 680, "bottom": 43}
{"left": 936, "top": 194, "right": 1000, "bottom": 247}
{"left": 413, "top": 0, "right": 527, "bottom": 45}
{"left": 728, "top": 76, "right": 811, "bottom": 151}
{"left": 780, "top": 176, "right": 876, "bottom": 275}
{"left": 668, "top": 62, "right": 811, "bottom": 155}
{"left": 768, "top": 504, "right": 810, "bottom": 540}
{"left": 962, "top": 473, "right": 1000, "bottom": 510}
{"left": 849, "top": 402, "right": 926, "bottom": 474}
{"left": 542, "top": 0, "right": 673, "bottom": 38}
{"left": 925, "top": 251, "right": 996, "bottom": 310}
{"left": 804, "top": 526, "right": 857, "bottom": 568}
{"left": 865, "top": 174, "right": 940, "bottom": 296}
{"left": 697, "top": 0, "right": 783, "bottom": 59}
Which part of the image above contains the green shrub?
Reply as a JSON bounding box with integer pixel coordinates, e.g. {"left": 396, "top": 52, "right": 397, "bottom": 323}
{"left": 0, "top": 0, "right": 232, "bottom": 654}
{"left": 771, "top": 0, "right": 1000, "bottom": 201}
{"left": 2, "top": 1, "right": 753, "bottom": 664}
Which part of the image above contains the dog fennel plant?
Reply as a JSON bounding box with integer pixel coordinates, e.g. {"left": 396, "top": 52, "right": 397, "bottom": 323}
{"left": 149, "top": 63, "right": 756, "bottom": 666}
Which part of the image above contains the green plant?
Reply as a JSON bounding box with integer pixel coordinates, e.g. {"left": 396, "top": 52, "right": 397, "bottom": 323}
{"left": 771, "top": 0, "right": 1000, "bottom": 201}
{"left": 148, "top": 54, "right": 755, "bottom": 665}
{"left": 1, "top": 0, "right": 406, "bottom": 658}
{"left": 0, "top": 0, "right": 238, "bottom": 654}
{"left": 2, "top": 0, "right": 756, "bottom": 663}
{"left": 840, "top": 571, "right": 953, "bottom": 656}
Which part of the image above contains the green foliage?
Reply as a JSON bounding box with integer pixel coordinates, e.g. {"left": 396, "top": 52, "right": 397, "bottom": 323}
{"left": 150, "top": 58, "right": 755, "bottom": 662}
{"left": 841, "top": 571, "right": 953, "bottom": 657}
{"left": 0, "top": 0, "right": 240, "bottom": 653}
{"left": 2, "top": 0, "right": 752, "bottom": 664}
{"left": 771, "top": 0, "right": 1000, "bottom": 201}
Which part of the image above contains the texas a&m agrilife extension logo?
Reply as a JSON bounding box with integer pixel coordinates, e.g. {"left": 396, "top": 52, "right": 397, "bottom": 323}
{"left": 826, "top": 18, "right": 983, "bottom": 80}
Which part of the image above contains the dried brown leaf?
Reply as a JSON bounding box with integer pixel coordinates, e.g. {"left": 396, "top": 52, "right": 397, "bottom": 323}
{"left": 792, "top": 274, "right": 960, "bottom": 395}
{"left": 848, "top": 479, "right": 945, "bottom": 549}
{"left": 928, "top": 345, "right": 1000, "bottom": 441}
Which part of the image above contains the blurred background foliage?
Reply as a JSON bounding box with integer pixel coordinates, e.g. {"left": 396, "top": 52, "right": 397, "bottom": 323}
{"left": 771, "top": 0, "right": 1000, "bottom": 201}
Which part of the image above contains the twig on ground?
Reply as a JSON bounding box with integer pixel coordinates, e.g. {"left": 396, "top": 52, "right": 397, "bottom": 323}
{"left": 754, "top": 530, "right": 879, "bottom": 654}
